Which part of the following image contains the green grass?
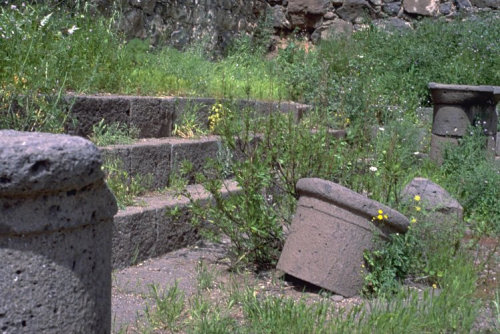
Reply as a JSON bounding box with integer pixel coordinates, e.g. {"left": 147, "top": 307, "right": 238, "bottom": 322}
{"left": 139, "top": 248, "right": 481, "bottom": 333}
{"left": 1, "top": 4, "right": 498, "bottom": 331}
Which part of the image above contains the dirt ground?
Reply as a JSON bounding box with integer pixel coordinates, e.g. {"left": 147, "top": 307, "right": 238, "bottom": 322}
{"left": 112, "top": 235, "right": 499, "bottom": 333}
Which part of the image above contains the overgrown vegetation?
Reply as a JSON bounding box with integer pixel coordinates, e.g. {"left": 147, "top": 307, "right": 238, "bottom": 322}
{"left": 2, "top": 3, "right": 499, "bottom": 332}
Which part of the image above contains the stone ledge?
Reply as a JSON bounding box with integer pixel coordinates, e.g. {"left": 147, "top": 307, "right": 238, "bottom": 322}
{"left": 65, "top": 94, "right": 311, "bottom": 139}
{"left": 112, "top": 180, "right": 240, "bottom": 269}
{"left": 100, "top": 136, "right": 221, "bottom": 190}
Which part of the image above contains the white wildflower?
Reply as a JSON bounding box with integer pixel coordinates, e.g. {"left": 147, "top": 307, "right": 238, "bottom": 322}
{"left": 369, "top": 166, "right": 378, "bottom": 172}
{"left": 40, "top": 12, "right": 53, "bottom": 28}
{"left": 67, "top": 25, "right": 79, "bottom": 35}
{"left": 378, "top": 127, "right": 385, "bottom": 131}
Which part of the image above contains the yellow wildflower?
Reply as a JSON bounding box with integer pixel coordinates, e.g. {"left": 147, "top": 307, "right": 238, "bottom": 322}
{"left": 414, "top": 195, "right": 421, "bottom": 202}
{"left": 411, "top": 217, "right": 417, "bottom": 224}
{"left": 378, "top": 209, "right": 383, "bottom": 214}
{"left": 384, "top": 214, "right": 388, "bottom": 219}
{"left": 432, "top": 284, "right": 437, "bottom": 289}
{"left": 377, "top": 214, "right": 383, "bottom": 220}
{"left": 415, "top": 206, "right": 421, "bottom": 212}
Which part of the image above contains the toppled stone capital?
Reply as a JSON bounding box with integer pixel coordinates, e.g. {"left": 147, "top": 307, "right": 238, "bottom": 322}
{"left": 278, "top": 178, "right": 409, "bottom": 297}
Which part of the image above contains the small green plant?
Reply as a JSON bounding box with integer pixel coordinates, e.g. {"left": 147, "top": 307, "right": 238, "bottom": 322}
{"left": 89, "top": 119, "right": 139, "bottom": 146}
{"left": 145, "top": 282, "right": 185, "bottom": 332}
{"left": 196, "top": 260, "right": 215, "bottom": 292}
{"left": 362, "top": 193, "right": 466, "bottom": 297}
{"left": 102, "top": 158, "right": 150, "bottom": 209}
{"left": 173, "top": 102, "right": 208, "bottom": 138}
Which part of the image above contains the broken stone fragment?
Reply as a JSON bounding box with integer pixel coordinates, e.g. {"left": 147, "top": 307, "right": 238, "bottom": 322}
{"left": 277, "top": 178, "right": 409, "bottom": 297}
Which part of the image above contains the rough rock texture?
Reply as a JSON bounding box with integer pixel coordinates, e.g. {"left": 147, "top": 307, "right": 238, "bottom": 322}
{"left": 403, "top": 0, "right": 439, "bottom": 16}
{"left": 0, "top": 131, "right": 117, "bottom": 334}
{"left": 497, "top": 133, "right": 500, "bottom": 156}
{"left": 336, "top": 0, "right": 376, "bottom": 22}
{"left": 277, "top": 178, "right": 409, "bottom": 297}
{"left": 66, "top": 95, "right": 310, "bottom": 139}
{"left": 112, "top": 181, "right": 240, "bottom": 269}
{"left": 402, "top": 177, "right": 464, "bottom": 223}
{"left": 429, "top": 133, "right": 459, "bottom": 165}
{"left": 429, "top": 83, "right": 500, "bottom": 164}
{"left": 432, "top": 105, "right": 471, "bottom": 137}
{"left": 471, "top": 0, "right": 500, "bottom": 8}
{"left": 72, "top": 0, "right": 500, "bottom": 48}
{"left": 311, "top": 19, "right": 354, "bottom": 41}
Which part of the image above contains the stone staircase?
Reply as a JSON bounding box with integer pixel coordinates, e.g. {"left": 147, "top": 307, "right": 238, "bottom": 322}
{"left": 65, "top": 95, "right": 310, "bottom": 269}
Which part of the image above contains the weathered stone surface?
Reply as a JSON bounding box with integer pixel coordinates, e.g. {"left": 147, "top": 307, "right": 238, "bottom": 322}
{"left": 112, "top": 181, "right": 240, "bottom": 269}
{"left": 129, "top": 97, "right": 175, "bottom": 138}
{"left": 455, "top": 0, "right": 473, "bottom": 9}
{"left": 402, "top": 177, "right": 463, "bottom": 223}
{"left": 66, "top": 95, "right": 131, "bottom": 137}
{"left": 429, "top": 134, "right": 459, "bottom": 165}
{"left": 429, "top": 83, "right": 500, "bottom": 137}
{"left": 497, "top": 133, "right": 500, "bottom": 156}
{"left": 337, "top": 0, "right": 375, "bottom": 22}
{"left": 271, "top": 5, "right": 292, "bottom": 29}
{"left": 471, "top": 0, "right": 500, "bottom": 8}
{"left": 432, "top": 105, "right": 470, "bottom": 136}
{"left": 0, "top": 131, "right": 117, "bottom": 333}
{"left": 382, "top": 1, "right": 401, "bottom": 15}
{"left": 373, "top": 17, "right": 413, "bottom": 31}
{"left": 277, "top": 178, "right": 409, "bottom": 297}
{"left": 439, "top": 2, "right": 455, "bottom": 15}
{"left": 287, "top": 0, "right": 331, "bottom": 14}
{"left": 403, "top": 0, "right": 439, "bottom": 16}
{"left": 429, "top": 82, "right": 500, "bottom": 105}
{"left": 66, "top": 95, "right": 311, "bottom": 139}
{"left": 311, "top": 19, "right": 354, "bottom": 42}
{"left": 171, "top": 136, "right": 221, "bottom": 183}
{"left": 100, "top": 136, "right": 224, "bottom": 190}
{"left": 0, "top": 130, "right": 104, "bottom": 198}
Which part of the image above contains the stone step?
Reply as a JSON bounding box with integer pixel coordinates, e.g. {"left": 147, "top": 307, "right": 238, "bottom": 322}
{"left": 100, "top": 129, "right": 347, "bottom": 191}
{"left": 100, "top": 136, "right": 222, "bottom": 190}
{"left": 112, "top": 180, "right": 240, "bottom": 270}
{"left": 65, "top": 94, "right": 311, "bottom": 138}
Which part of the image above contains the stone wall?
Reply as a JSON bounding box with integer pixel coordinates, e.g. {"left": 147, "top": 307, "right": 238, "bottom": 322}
{"left": 87, "top": 0, "right": 499, "bottom": 51}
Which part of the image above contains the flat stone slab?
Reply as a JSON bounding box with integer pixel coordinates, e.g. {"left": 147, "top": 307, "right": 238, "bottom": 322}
{"left": 428, "top": 82, "right": 500, "bottom": 105}
{"left": 112, "top": 180, "right": 240, "bottom": 269}
{"left": 277, "top": 178, "right": 409, "bottom": 297}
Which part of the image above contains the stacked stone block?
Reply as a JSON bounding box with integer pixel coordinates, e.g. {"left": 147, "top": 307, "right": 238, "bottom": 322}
{"left": 428, "top": 82, "right": 500, "bottom": 164}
